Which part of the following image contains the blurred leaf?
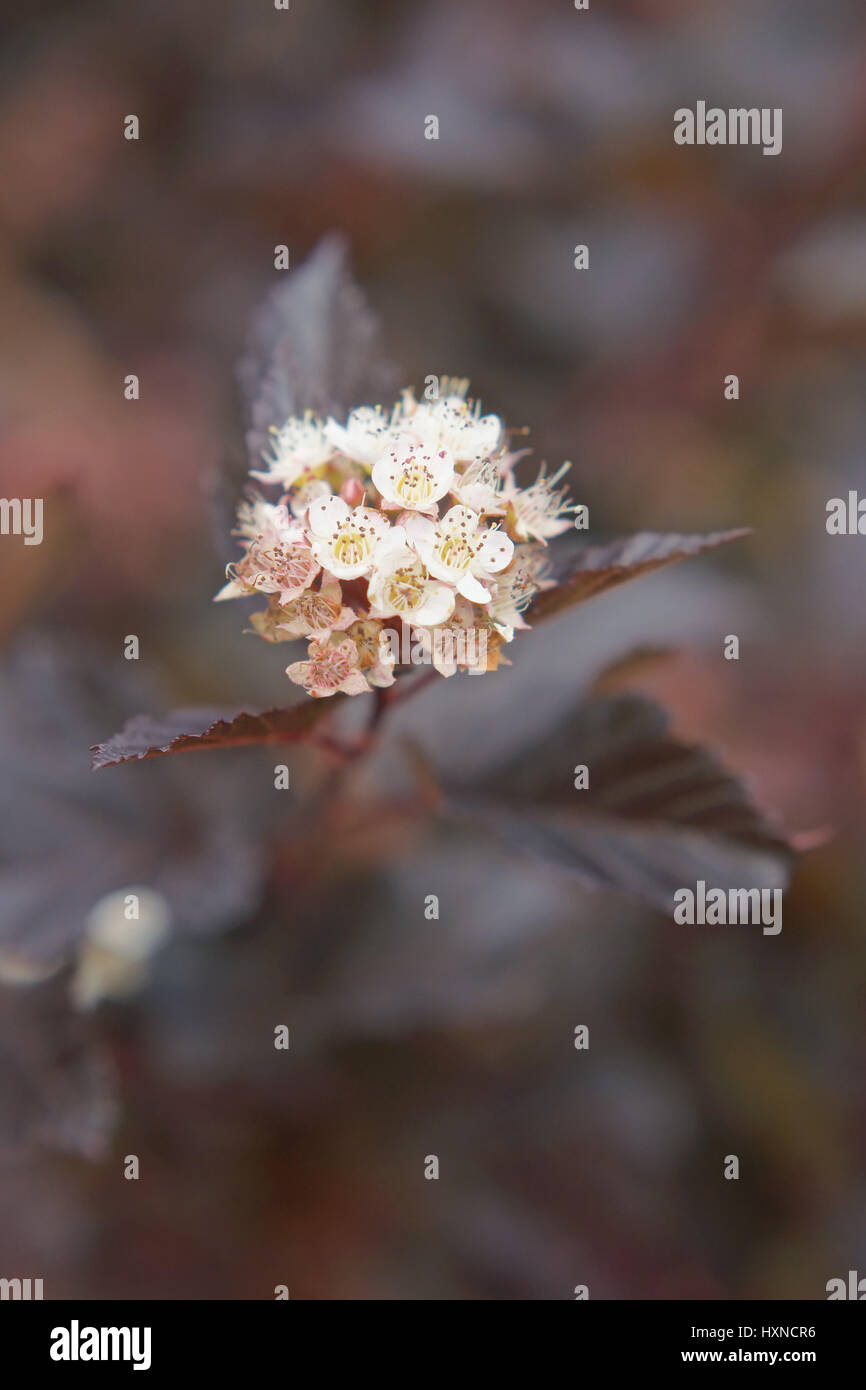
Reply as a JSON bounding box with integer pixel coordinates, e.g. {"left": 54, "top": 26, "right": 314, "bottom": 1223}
{"left": 1, "top": 637, "right": 266, "bottom": 970}
{"left": 454, "top": 694, "right": 794, "bottom": 909}
{"left": 237, "top": 234, "right": 396, "bottom": 469}
{"left": 530, "top": 529, "right": 751, "bottom": 622}
{"left": 0, "top": 980, "right": 117, "bottom": 1160}
{"left": 590, "top": 645, "right": 678, "bottom": 694}
{"left": 91, "top": 700, "right": 341, "bottom": 770}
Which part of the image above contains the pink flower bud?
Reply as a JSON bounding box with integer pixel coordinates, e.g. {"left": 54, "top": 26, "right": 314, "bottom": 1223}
{"left": 340, "top": 476, "right": 366, "bottom": 507}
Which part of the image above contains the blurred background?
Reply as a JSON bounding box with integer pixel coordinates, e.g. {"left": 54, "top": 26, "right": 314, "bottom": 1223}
{"left": 1, "top": 0, "right": 866, "bottom": 1299}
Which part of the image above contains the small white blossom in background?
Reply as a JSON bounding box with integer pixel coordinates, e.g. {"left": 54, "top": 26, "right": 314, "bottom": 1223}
{"left": 71, "top": 887, "right": 172, "bottom": 1010}
{"left": 215, "top": 380, "right": 575, "bottom": 696}
{"left": 502, "top": 463, "right": 577, "bottom": 542}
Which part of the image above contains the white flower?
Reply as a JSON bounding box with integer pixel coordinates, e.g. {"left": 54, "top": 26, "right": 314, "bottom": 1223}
{"left": 503, "top": 462, "right": 576, "bottom": 542}
{"left": 222, "top": 373, "right": 581, "bottom": 698}
{"left": 215, "top": 502, "right": 319, "bottom": 602}
{"left": 487, "top": 554, "right": 542, "bottom": 638}
{"left": 234, "top": 497, "right": 293, "bottom": 541}
{"left": 409, "top": 396, "right": 502, "bottom": 462}
{"left": 450, "top": 456, "right": 504, "bottom": 514}
{"left": 371, "top": 431, "right": 455, "bottom": 511}
{"left": 288, "top": 476, "right": 331, "bottom": 519}
{"left": 347, "top": 619, "right": 397, "bottom": 688}
{"left": 262, "top": 580, "right": 356, "bottom": 640}
{"left": 307, "top": 494, "right": 398, "bottom": 580}
{"left": 404, "top": 504, "right": 514, "bottom": 604}
{"left": 251, "top": 412, "right": 334, "bottom": 488}
{"left": 324, "top": 405, "right": 396, "bottom": 467}
{"left": 286, "top": 635, "right": 372, "bottom": 698}
{"left": 368, "top": 544, "right": 455, "bottom": 626}
{"left": 412, "top": 598, "right": 499, "bottom": 677}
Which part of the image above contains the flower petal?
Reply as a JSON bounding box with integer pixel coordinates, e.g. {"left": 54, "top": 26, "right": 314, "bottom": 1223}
{"left": 458, "top": 573, "right": 493, "bottom": 604}
{"left": 439, "top": 503, "right": 479, "bottom": 536}
{"left": 285, "top": 660, "right": 313, "bottom": 687}
{"left": 476, "top": 530, "right": 514, "bottom": 573}
{"left": 412, "top": 583, "right": 457, "bottom": 625}
{"left": 339, "top": 671, "right": 373, "bottom": 696}
{"left": 308, "top": 494, "right": 348, "bottom": 536}
{"left": 214, "top": 579, "right": 247, "bottom": 602}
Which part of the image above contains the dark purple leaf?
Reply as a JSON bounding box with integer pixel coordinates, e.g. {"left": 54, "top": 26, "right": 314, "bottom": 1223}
{"left": 91, "top": 699, "right": 341, "bottom": 770}
{"left": 530, "top": 529, "right": 752, "bottom": 622}
{"left": 237, "top": 234, "right": 396, "bottom": 470}
{"left": 0, "top": 637, "right": 267, "bottom": 971}
{"left": 454, "top": 694, "right": 794, "bottom": 909}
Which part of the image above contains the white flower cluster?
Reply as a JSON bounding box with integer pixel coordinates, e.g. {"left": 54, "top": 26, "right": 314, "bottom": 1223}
{"left": 215, "top": 381, "right": 575, "bottom": 697}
